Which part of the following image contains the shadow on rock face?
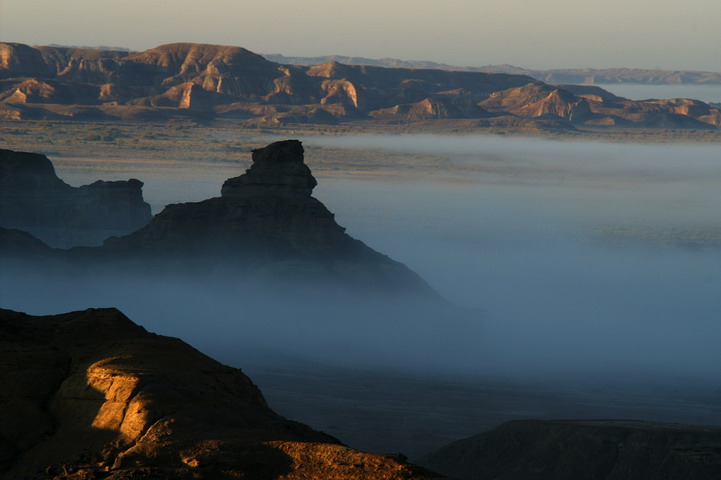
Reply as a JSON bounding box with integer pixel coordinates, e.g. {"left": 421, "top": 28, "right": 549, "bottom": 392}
{"left": 1, "top": 307, "right": 446, "bottom": 479}
{"left": 0, "top": 149, "right": 152, "bottom": 248}
{"left": 2, "top": 140, "right": 440, "bottom": 298}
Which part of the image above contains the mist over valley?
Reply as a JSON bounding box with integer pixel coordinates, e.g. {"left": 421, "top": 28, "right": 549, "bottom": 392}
{"left": 2, "top": 131, "right": 721, "bottom": 464}
{"left": 5, "top": 0, "right": 721, "bottom": 475}
{"left": 4, "top": 134, "right": 720, "bottom": 381}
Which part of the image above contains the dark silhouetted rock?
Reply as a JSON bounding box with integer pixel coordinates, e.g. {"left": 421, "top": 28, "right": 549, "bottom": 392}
{"left": 0, "top": 307, "right": 443, "bottom": 479}
{"left": 221, "top": 139, "right": 317, "bottom": 197}
{"left": 98, "top": 140, "right": 436, "bottom": 295}
{"left": 0, "top": 149, "right": 152, "bottom": 247}
{"left": 417, "top": 419, "right": 721, "bottom": 480}
{"left": 0, "top": 226, "right": 51, "bottom": 256}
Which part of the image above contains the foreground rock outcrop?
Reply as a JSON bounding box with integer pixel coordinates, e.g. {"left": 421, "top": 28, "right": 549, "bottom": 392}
{"left": 0, "top": 307, "right": 443, "bottom": 479}
{"left": 417, "top": 419, "right": 721, "bottom": 480}
{"left": 0, "top": 149, "right": 152, "bottom": 247}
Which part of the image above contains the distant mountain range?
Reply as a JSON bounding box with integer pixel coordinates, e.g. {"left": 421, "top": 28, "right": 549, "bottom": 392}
{"left": 264, "top": 53, "right": 721, "bottom": 86}
{"left": 46, "top": 43, "right": 132, "bottom": 52}
{"left": 1, "top": 42, "right": 719, "bottom": 130}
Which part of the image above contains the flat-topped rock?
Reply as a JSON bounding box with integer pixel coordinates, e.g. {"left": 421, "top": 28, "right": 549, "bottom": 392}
{"left": 96, "top": 140, "right": 436, "bottom": 295}
{"left": 0, "top": 149, "right": 152, "bottom": 248}
{"left": 221, "top": 139, "right": 317, "bottom": 198}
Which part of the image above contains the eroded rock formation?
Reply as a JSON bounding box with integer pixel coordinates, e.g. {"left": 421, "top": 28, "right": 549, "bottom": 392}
{"left": 478, "top": 83, "right": 593, "bottom": 121}
{"left": 96, "top": 139, "right": 435, "bottom": 294}
{"left": 220, "top": 139, "right": 317, "bottom": 197}
{"left": 0, "top": 149, "right": 152, "bottom": 248}
{"left": 0, "top": 142, "right": 436, "bottom": 295}
{"left": 0, "top": 307, "right": 443, "bottom": 479}
{"left": 2, "top": 41, "right": 717, "bottom": 129}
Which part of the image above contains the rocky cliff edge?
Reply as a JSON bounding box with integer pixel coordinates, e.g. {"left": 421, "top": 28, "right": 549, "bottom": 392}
{"left": 0, "top": 307, "right": 443, "bottom": 480}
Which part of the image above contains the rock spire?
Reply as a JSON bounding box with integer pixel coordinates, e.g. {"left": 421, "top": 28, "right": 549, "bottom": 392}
{"left": 221, "top": 139, "right": 317, "bottom": 198}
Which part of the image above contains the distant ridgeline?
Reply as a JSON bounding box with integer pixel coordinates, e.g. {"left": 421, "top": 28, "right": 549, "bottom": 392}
{"left": 264, "top": 53, "right": 721, "bottom": 86}
{"left": 0, "top": 42, "right": 719, "bottom": 129}
{"left": 0, "top": 140, "right": 437, "bottom": 296}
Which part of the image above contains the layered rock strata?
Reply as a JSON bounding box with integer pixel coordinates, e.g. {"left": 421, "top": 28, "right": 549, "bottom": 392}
{"left": 2, "top": 41, "right": 719, "bottom": 128}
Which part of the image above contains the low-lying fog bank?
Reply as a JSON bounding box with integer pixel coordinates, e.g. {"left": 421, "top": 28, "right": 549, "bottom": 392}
{"left": 306, "top": 135, "right": 721, "bottom": 384}
{"left": 4, "top": 134, "right": 721, "bottom": 386}
{"left": 1, "top": 267, "right": 480, "bottom": 372}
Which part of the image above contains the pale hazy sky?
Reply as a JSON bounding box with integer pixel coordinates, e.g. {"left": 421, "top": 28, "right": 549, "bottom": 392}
{"left": 2, "top": 0, "right": 720, "bottom": 71}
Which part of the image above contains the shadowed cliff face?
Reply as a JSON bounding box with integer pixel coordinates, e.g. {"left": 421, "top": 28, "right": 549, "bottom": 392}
{"left": 0, "top": 141, "right": 472, "bottom": 380}
{"left": 85, "top": 139, "right": 438, "bottom": 295}
{"left": 0, "top": 307, "right": 442, "bottom": 480}
{"left": 0, "top": 149, "right": 152, "bottom": 248}
{"left": 221, "top": 139, "right": 317, "bottom": 198}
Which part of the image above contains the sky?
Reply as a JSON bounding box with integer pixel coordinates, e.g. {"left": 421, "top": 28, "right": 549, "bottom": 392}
{"left": 1, "top": 0, "right": 721, "bottom": 71}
